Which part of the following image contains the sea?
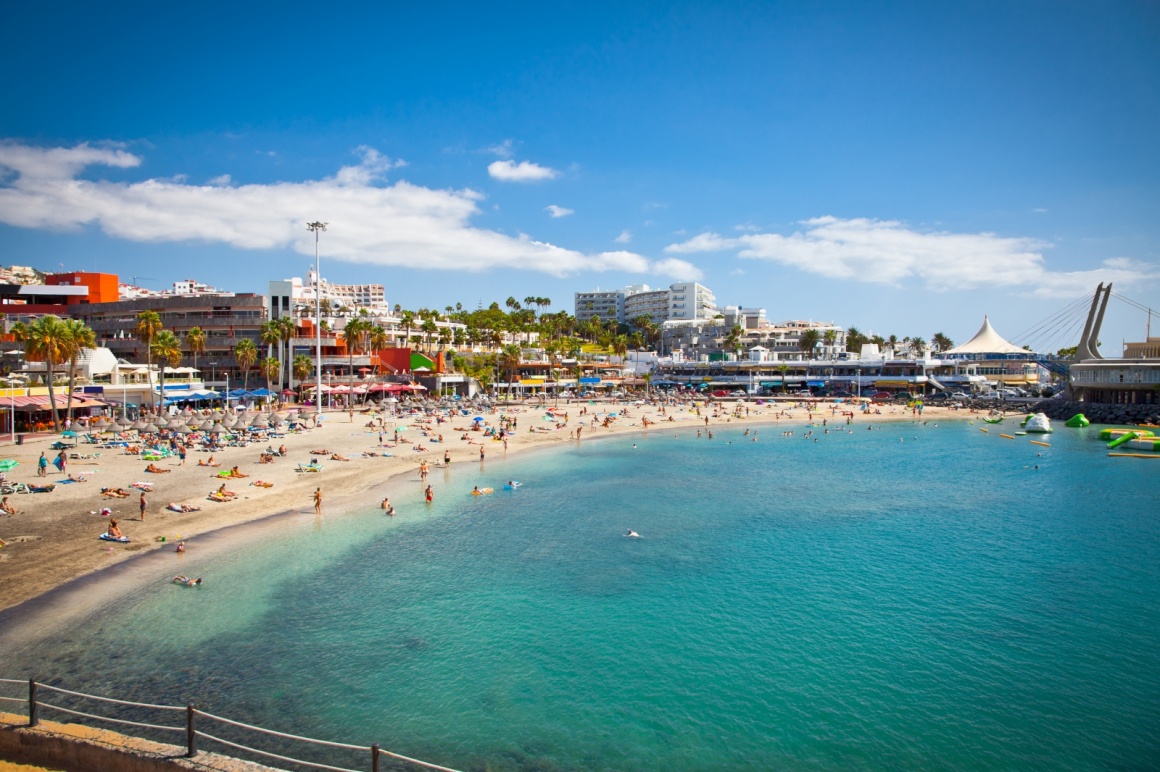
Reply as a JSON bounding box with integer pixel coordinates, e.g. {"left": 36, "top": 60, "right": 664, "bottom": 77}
{"left": 2, "top": 418, "right": 1158, "bottom": 771}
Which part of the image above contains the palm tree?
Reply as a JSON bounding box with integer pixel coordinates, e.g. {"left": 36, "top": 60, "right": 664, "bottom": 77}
{"left": 25, "top": 315, "right": 68, "bottom": 431}
{"left": 777, "top": 363, "right": 790, "bottom": 393}
{"left": 150, "top": 330, "right": 182, "bottom": 410}
{"left": 724, "top": 325, "right": 744, "bottom": 359}
{"left": 260, "top": 319, "right": 282, "bottom": 381}
{"left": 186, "top": 326, "right": 206, "bottom": 377}
{"left": 499, "top": 343, "right": 522, "bottom": 399}
{"left": 910, "top": 336, "right": 927, "bottom": 355}
{"left": 260, "top": 357, "right": 280, "bottom": 397}
{"left": 421, "top": 317, "right": 438, "bottom": 352}
{"left": 63, "top": 319, "right": 96, "bottom": 423}
{"left": 932, "top": 332, "right": 954, "bottom": 353}
{"left": 277, "top": 316, "right": 296, "bottom": 388}
{"left": 136, "top": 310, "right": 163, "bottom": 410}
{"left": 823, "top": 329, "right": 837, "bottom": 357}
{"left": 798, "top": 329, "right": 820, "bottom": 359}
{"left": 235, "top": 339, "right": 258, "bottom": 391}
{"left": 399, "top": 310, "right": 415, "bottom": 349}
{"left": 293, "top": 353, "right": 313, "bottom": 392}
{"left": 612, "top": 335, "right": 629, "bottom": 361}
{"left": 343, "top": 318, "right": 369, "bottom": 383}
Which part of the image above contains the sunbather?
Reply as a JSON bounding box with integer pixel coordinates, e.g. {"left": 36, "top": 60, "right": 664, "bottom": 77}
{"left": 0, "top": 496, "right": 17, "bottom": 515}
{"left": 145, "top": 463, "right": 170, "bottom": 473}
{"left": 251, "top": 480, "right": 274, "bottom": 488}
{"left": 166, "top": 502, "right": 201, "bottom": 513}
{"left": 101, "top": 487, "right": 132, "bottom": 498}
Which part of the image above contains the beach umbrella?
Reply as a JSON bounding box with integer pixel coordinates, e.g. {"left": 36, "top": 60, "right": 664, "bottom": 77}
{"left": 472, "top": 416, "right": 484, "bottom": 422}
{"left": 209, "top": 423, "right": 226, "bottom": 435}
{"left": 130, "top": 420, "right": 149, "bottom": 431}
{"left": 165, "top": 419, "right": 186, "bottom": 430}
{"left": 61, "top": 430, "right": 78, "bottom": 438}
{"left": 0, "top": 459, "right": 18, "bottom": 472}
{"left": 173, "top": 424, "right": 192, "bottom": 435}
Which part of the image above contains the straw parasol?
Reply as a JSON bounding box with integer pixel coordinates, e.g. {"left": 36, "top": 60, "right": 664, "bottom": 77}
{"left": 209, "top": 423, "right": 227, "bottom": 435}
{"left": 116, "top": 415, "right": 133, "bottom": 427}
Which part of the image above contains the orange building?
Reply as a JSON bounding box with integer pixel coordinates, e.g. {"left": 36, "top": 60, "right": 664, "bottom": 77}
{"left": 45, "top": 272, "right": 120, "bottom": 304}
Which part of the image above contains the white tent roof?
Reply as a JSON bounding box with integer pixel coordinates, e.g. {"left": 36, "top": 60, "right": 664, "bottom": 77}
{"left": 945, "top": 316, "right": 1027, "bottom": 355}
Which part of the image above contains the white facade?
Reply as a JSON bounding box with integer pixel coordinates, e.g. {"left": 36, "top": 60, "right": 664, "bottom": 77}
{"left": 575, "top": 282, "right": 717, "bottom": 325}
{"left": 269, "top": 271, "right": 388, "bottom": 320}
{"left": 574, "top": 290, "right": 625, "bottom": 323}
{"left": 624, "top": 289, "right": 671, "bottom": 326}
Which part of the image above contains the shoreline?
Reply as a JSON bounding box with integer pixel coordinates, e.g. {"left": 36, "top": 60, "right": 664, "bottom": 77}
{"left": 0, "top": 400, "right": 969, "bottom": 619}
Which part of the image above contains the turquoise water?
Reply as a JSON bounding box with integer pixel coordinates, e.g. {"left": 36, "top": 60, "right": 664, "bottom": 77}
{"left": 5, "top": 421, "right": 1160, "bottom": 770}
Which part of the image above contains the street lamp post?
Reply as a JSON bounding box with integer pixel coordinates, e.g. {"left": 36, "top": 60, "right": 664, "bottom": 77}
{"left": 307, "top": 221, "right": 328, "bottom": 413}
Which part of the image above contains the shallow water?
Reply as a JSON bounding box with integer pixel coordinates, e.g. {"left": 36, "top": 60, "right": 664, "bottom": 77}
{"left": 4, "top": 420, "right": 1160, "bottom": 770}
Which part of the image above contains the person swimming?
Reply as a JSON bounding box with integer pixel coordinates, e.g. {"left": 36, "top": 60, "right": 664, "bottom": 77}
{"left": 626, "top": 530, "right": 640, "bottom": 538}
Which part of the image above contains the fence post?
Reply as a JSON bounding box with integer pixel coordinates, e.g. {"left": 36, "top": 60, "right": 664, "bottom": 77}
{"left": 186, "top": 704, "right": 197, "bottom": 758}
{"left": 371, "top": 743, "right": 380, "bottom": 772}
{"left": 28, "top": 679, "right": 38, "bottom": 727}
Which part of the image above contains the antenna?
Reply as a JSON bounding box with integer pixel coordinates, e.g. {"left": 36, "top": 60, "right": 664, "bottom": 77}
{"left": 130, "top": 276, "right": 156, "bottom": 286}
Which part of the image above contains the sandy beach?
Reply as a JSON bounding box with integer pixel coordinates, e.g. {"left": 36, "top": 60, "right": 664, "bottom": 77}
{"left": 0, "top": 398, "right": 965, "bottom": 613}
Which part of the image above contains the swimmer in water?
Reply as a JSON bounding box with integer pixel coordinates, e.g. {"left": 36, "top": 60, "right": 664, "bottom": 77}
{"left": 626, "top": 530, "right": 640, "bottom": 538}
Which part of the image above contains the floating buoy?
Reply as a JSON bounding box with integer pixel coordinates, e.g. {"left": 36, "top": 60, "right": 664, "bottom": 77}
{"left": 1030, "top": 440, "right": 1051, "bottom": 448}
{"left": 999, "top": 434, "right": 1016, "bottom": 440}
{"left": 1108, "top": 453, "right": 1160, "bottom": 459}
{"left": 980, "top": 428, "right": 989, "bottom": 433}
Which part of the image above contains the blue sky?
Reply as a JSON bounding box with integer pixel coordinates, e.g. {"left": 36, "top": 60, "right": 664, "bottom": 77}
{"left": 2, "top": 1, "right": 1158, "bottom": 351}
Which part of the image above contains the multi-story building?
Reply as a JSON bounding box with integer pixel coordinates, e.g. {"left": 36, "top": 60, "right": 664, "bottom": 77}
{"left": 668, "top": 282, "right": 717, "bottom": 321}
{"left": 269, "top": 271, "right": 387, "bottom": 320}
{"left": 0, "top": 272, "right": 119, "bottom": 319}
{"left": 574, "top": 289, "right": 625, "bottom": 324}
{"left": 68, "top": 292, "right": 267, "bottom": 387}
{"left": 575, "top": 282, "right": 717, "bottom": 325}
{"left": 623, "top": 288, "right": 671, "bottom": 326}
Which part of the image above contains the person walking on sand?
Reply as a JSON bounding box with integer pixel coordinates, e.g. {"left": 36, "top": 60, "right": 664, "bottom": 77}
{"left": 139, "top": 491, "right": 147, "bottom": 520}
{"left": 425, "top": 485, "right": 434, "bottom": 503}
{"left": 38, "top": 452, "right": 48, "bottom": 477}
{"left": 313, "top": 487, "right": 323, "bottom": 515}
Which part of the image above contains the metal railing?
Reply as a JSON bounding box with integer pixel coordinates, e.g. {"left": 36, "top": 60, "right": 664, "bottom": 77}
{"left": 0, "top": 677, "right": 458, "bottom": 772}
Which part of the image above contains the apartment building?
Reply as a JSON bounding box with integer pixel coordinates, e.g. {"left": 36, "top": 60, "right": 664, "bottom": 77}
{"left": 575, "top": 282, "right": 718, "bottom": 325}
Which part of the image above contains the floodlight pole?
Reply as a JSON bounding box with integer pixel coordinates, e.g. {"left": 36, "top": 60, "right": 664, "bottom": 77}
{"left": 307, "top": 221, "right": 328, "bottom": 413}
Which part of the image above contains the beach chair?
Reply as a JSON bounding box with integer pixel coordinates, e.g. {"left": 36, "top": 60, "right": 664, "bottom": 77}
{"left": 295, "top": 462, "right": 323, "bottom": 473}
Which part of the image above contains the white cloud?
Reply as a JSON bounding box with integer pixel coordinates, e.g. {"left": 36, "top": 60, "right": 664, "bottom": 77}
{"left": 0, "top": 140, "right": 691, "bottom": 279}
{"left": 545, "top": 204, "right": 574, "bottom": 218}
{"left": 487, "top": 139, "right": 515, "bottom": 158}
{"left": 487, "top": 159, "right": 558, "bottom": 182}
{"left": 208, "top": 174, "right": 232, "bottom": 186}
{"left": 651, "top": 257, "right": 703, "bottom": 281}
{"left": 614, "top": 229, "right": 632, "bottom": 243}
{"left": 664, "top": 216, "right": 1159, "bottom": 297}
{"left": 1033, "top": 207, "right": 1048, "bottom": 213}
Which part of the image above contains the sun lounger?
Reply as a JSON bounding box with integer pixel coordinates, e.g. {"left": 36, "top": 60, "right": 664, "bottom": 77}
{"left": 295, "top": 462, "right": 323, "bottom": 473}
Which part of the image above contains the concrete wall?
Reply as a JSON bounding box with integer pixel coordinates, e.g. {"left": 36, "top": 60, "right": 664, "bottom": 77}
{"left": 0, "top": 712, "right": 275, "bottom": 772}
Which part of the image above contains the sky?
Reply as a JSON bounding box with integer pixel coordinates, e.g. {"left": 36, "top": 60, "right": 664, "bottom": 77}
{"left": 1, "top": 0, "right": 1158, "bottom": 352}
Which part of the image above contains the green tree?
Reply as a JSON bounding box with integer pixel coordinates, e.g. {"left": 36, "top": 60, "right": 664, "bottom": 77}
{"left": 293, "top": 353, "right": 313, "bottom": 387}
{"left": 932, "top": 332, "right": 954, "bottom": 353}
{"left": 724, "top": 325, "right": 744, "bottom": 359}
{"left": 277, "top": 316, "right": 296, "bottom": 388}
{"left": 343, "top": 318, "right": 370, "bottom": 383}
{"left": 399, "top": 310, "right": 415, "bottom": 349}
{"left": 186, "top": 327, "right": 206, "bottom": 376}
{"left": 798, "top": 328, "right": 820, "bottom": 358}
{"left": 235, "top": 339, "right": 258, "bottom": 391}
{"left": 25, "top": 315, "right": 69, "bottom": 431}
{"left": 499, "top": 343, "right": 522, "bottom": 399}
{"left": 63, "top": 319, "right": 97, "bottom": 423}
{"left": 260, "top": 319, "right": 282, "bottom": 384}
{"left": 261, "top": 356, "right": 280, "bottom": 398}
{"left": 136, "top": 310, "right": 163, "bottom": 410}
{"left": 151, "top": 329, "right": 182, "bottom": 410}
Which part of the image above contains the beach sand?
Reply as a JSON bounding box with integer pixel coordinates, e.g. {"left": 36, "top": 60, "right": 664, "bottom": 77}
{"left": 0, "top": 399, "right": 964, "bottom": 613}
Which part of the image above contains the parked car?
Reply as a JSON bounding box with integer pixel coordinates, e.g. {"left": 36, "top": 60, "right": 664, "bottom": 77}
{"left": 925, "top": 392, "right": 950, "bottom": 401}
{"left": 950, "top": 391, "right": 970, "bottom": 399}
{"left": 892, "top": 391, "right": 917, "bottom": 401}
{"left": 870, "top": 391, "right": 893, "bottom": 402}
